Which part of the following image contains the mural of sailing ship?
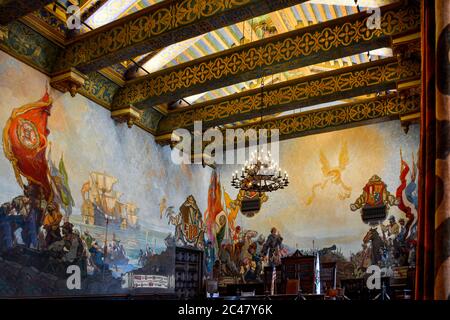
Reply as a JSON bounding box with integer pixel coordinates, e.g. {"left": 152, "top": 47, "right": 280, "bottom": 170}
{"left": 81, "top": 172, "right": 140, "bottom": 230}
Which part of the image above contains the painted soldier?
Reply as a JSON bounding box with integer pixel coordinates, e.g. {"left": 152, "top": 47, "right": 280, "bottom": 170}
{"left": 261, "top": 227, "right": 283, "bottom": 266}
{"left": 43, "top": 202, "right": 63, "bottom": 247}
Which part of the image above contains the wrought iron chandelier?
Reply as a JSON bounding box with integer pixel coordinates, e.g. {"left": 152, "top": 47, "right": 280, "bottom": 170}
{"left": 231, "top": 149, "right": 289, "bottom": 193}
{"left": 230, "top": 21, "right": 289, "bottom": 194}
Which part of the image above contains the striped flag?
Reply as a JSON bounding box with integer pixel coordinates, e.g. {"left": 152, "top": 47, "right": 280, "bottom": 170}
{"left": 314, "top": 252, "right": 321, "bottom": 294}
{"left": 271, "top": 265, "right": 276, "bottom": 295}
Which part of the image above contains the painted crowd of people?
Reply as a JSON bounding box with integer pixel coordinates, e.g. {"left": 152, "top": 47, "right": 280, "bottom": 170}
{"left": 0, "top": 187, "right": 123, "bottom": 278}
{"left": 206, "top": 226, "right": 287, "bottom": 283}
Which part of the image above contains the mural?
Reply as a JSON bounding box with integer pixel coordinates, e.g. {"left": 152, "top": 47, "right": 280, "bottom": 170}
{"left": 201, "top": 169, "right": 289, "bottom": 282}
{"left": 214, "top": 121, "right": 420, "bottom": 284}
{"left": 0, "top": 50, "right": 421, "bottom": 295}
{"left": 163, "top": 195, "right": 205, "bottom": 249}
{"left": 0, "top": 52, "right": 211, "bottom": 297}
{"left": 305, "top": 141, "right": 352, "bottom": 205}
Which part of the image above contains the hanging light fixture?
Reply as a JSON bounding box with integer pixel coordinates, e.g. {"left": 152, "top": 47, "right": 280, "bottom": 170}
{"left": 230, "top": 21, "right": 289, "bottom": 194}
{"left": 231, "top": 149, "right": 289, "bottom": 193}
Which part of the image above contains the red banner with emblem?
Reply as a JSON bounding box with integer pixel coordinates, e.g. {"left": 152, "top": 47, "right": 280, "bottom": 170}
{"left": 2, "top": 92, "right": 53, "bottom": 201}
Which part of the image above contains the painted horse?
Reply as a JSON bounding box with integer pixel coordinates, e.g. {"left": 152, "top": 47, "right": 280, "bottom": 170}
{"left": 363, "top": 228, "right": 386, "bottom": 266}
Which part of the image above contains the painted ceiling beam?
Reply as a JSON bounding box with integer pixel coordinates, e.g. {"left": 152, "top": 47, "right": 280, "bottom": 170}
{"left": 0, "top": 0, "right": 56, "bottom": 25}
{"left": 112, "top": 2, "right": 419, "bottom": 110}
{"left": 53, "top": 0, "right": 311, "bottom": 73}
{"left": 157, "top": 92, "right": 420, "bottom": 150}
{"left": 225, "top": 92, "right": 420, "bottom": 144}
{"left": 157, "top": 55, "right": 420, "bottom": 134}
{"left": 80, "top": 0, "right": 110, "bottom": 22}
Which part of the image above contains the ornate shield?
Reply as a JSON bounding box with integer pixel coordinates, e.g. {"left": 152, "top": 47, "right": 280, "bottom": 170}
{"left": 350, "top": 175, "right": 397, "bottom": 211}
{"left": 364, "top": 178, "right": 385, "bottom": 207}
{"left": 182, "top": 223, "right": 200, "bottom": 244}
{"left": 16, "top": 119, "right": 39, "bottom": 149}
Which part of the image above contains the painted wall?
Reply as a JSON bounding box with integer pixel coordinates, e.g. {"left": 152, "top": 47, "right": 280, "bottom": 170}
{"left": 0, "top": 49, "right": 421, "bottom": 295}
{"left": 0, "top": 51, "right": 211, "bottom": 296}
{"left": 217, "top": 120, "right": 420, "bottom": 279}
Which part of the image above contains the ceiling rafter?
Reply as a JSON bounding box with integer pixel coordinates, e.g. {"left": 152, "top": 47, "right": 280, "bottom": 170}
{"left": 225, "top": 92, "right": 420, "bottom": 143}
{"left": 112, "top": 3, "right": 419, "bottom": 110}
{"left": 53, "top": 0, "right": 311, "bottom": 73}
{"left": 156, "top": 56, "right": 420, "bottom": 135}
{"left": 80, "top": 0, "right": 110, "bottom": 22}
{"left": 157, "top": 91, "right": 420, "bottom": 147}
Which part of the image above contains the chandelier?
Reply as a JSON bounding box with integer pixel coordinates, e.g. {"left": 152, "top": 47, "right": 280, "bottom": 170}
{"left": 230, "top": 22, "right": 288, "bottom": 194}
{"left": 231, "top": 149, "right": 289, "bottom": 193}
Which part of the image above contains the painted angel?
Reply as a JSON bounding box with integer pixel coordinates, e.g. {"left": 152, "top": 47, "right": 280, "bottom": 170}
{"left": 306, "top": 141, "right": 352, "bottom": 205}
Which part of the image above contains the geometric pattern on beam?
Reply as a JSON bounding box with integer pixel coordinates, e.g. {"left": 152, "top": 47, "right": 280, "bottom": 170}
{"left": 113, "top": 3, "right": 420, "bottom": 109}
{"left": 54, "top": 0, "right": 310, "bottom": 73}
{"left": 155, "top": 92, "right": 420, "bottom": 146}
{"left": 157, "top": 56, "right": 421, "bottom": 134}
{"left": 226, "top": 93, "right": 421, "bottom": 142}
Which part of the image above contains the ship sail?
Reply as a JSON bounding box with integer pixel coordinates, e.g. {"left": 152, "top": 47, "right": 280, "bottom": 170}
{"left": 103, "top": 193, "right": 118, "bottom": 216}
{"left": 80, "top": 171, "right": 138, "bottom": 229}
{"left": 126, "top": 203, "right": 138, "bottom": 227}
{"left": 90, "top": 172, "right": 117, "bottom": 193}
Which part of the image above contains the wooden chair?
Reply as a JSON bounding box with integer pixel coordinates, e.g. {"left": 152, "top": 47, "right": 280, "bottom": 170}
{"left": 285, "top": 279, "right": 300, "bottom": 294}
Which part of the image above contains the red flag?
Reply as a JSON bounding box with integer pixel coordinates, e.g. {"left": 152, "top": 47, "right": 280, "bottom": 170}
{"left": 396, "top": 154, "right": 414, "bottom": 236}
{"left": 2, "top": 91, "right": 53, "bottom": 201}
{"left": 204, "top": 170, "right": 223, "bottom": 243}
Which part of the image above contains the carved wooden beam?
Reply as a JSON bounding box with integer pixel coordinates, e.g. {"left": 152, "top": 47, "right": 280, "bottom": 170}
{"left": 50, "top": 68, "right": 88, "bottom": 97}
{"left": 113, "top": 2, "right": 420, "bottom": 110}
{"left": 157, "top": 56, "right": 421, "bottom": 134}
{"left": 157, "top": 93, "right": 420, "bottom": 147}
{"left": 80, "top": 0, "right": 109, "bottom": 22}
{"left": 111, "top": 105, "right": 143, "bottom": 128}
{"left": 225, "top": 93, "right": 420, "bottom": 143}
{"left": 54, "top": 0, "right": 311, "bottom": 73}
{"left": 0, "top": 0, "right": 55, "bottom": 25}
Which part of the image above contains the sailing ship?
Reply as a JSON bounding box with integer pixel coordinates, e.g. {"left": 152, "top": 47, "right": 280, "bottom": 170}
{"left": 81, "top": 172, "right": 139, "bottom": 230}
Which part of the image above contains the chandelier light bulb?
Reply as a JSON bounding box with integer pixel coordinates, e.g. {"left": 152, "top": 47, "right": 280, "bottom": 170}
{"left": 231, "top": 150, "right": 288, "bottom": 193}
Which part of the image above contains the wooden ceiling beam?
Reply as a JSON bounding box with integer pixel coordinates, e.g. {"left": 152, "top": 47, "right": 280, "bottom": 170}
{"left": 158, "top": 92, "right": 420, "bottom": 147}
{"left": 0, "top": 0, "right": 55, "bottom": 25}
{"left": 53, "top": 0, "right": 311, "bottom": 73}
{"left": 225, "top": 92, "right": 420, "bottom": 144}
{"left": 159, "top": 92, "right": 420, "bottom": 149}
{"left": 157, "top": 55, "right": 420, "bottom": 134}
{"left": 112, "top": 2, "right": 419, "bottom": 110}
{"left": 229, "top": 93, "right": 420, "bottom": 140}
{"left": 79, "top": 0, "right": 109, "bottom": 23}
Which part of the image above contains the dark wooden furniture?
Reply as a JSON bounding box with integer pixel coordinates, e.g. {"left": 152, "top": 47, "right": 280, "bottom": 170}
{"left": 274, "top": 250, "right": 337, "bottom": 294}
{"left": 320, "top": 262, "right": 338, "bottom": 291}
{"left": 263, "top": 265, "right": 282, "bottom": 294}
{"left": 175, "top": 246, "right": 204, "bottom": 299}
{"left": 341, "top": 267, "right": 416, "bottom": 300}
{"left": 340, "top": 278, "right": 370, "bottom": 300}
{"left": 285, "top": 279, "right": 300, "bottom": 294}
{"left": 390, "top": 266, "right": 415, "bottom": 300}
